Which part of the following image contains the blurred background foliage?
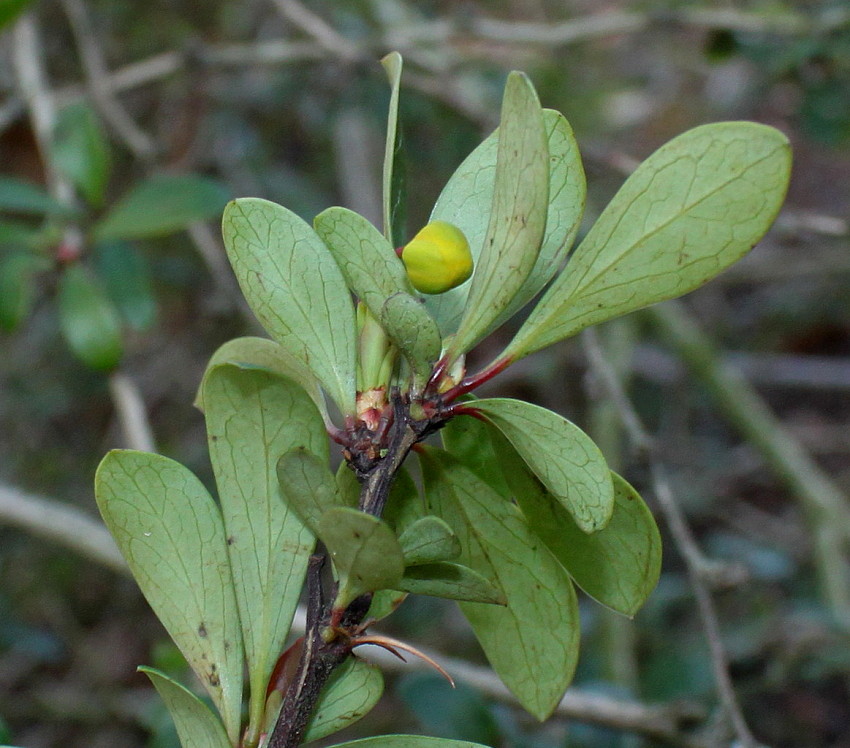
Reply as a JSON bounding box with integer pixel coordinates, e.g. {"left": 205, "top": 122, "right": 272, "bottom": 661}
{"left": 1, "top": 0, "right": 850, "bottom": 747}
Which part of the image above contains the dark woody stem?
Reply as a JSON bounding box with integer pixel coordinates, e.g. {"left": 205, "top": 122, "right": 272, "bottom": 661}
{"left": 265, "top": 393, "right": 437, "bottom": 748}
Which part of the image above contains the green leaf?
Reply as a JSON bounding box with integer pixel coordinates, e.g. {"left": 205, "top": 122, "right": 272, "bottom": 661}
{"left": 0, "top": 219, "right": 45, "bottom": 249}
{"left": 421, "top": 449, "right": 579, "bottom": 720}
{"left": 381, "top": 51, "right": 406, "bottom": 247}
{"left": 313, "top": 207, "right": 439, "bottom": 383}
{"left": 398, "top": 516, "right": 461, "bottom": 566}
{"left": 380, "top": 293, "right": 441, "bottom": 388}
{"left": 95, "top": 451, "right": 243, "bottom": 743}
{"left": 493, "top": 431, "right": 661, "bottom": 616}
{"left": 52, "top": 103, "right": 111, "bottom": 207}
{"left": 57, "top": 263, "right": 123, "bottom": 371}
{"left": 194, "top": 336, "right": 325, "bottom": 418}
{"left": 303, "top": 656, "right": 384, "bottom": 742}
{"left": 397, "top": 562, "right": 506, "bottom": 604}
{"left": 93, "top": 175, "right": 229, "bottom": 241}
{"left": 318, "top": 507, "right": 405, "bottom": 608}
{"left": 447, "top": 72, "right": 548, "bottom": 360}
{"left": 203, "top": 364, "right": 327, "bottom": 736}
{"left": 140, "top": 667, "right": 231, "bottom": 748}
{"left": 506, "top": 122, "right": 792, "bottom": 359}
{"left": 382, "top": 466, "right": 424, "bottom": 535}
{"left": 428, "top": 109, "right": 583, "bottom": 338}
{"left": 470, "top": 398, "right": 613, "bottom": 533}
{"left": 222, "top": 197, "right": 357, "bottom": 414}
{"left": 440, "top": 405, "right": 510, "bottom": 498}
{"left": 327, "top": 736, "right": 490, "bottom": 748}
{"left": 0, "top": 177, "right": 72, "bottom": 216}
{"left": 92, "top": 240, "right": 157, "bottom": 331}
{"left": 0, "top": 0, "right": 35, "bottom": 30}
{"left": 0, "top": 252, "right": 47, "bottom": 331}
{"left": 278, "top": 448, "right": 352, "bottom": 534}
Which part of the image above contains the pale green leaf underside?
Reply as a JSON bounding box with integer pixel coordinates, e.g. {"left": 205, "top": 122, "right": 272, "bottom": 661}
{"left": 203, "top": 365, "right": 326, "bottom": 731}
{"left": 222, "top": 197, "right": 357, "bottom": 414}
{"left": 494, "top": 429, "right": 661, "bottom": 616}
{"left": 194, "top": 336, "right": 325, "bottom": 419}
{"left": 303, "top": 657, "right": 385, "bottom": 743}
{"left": 278, "top": 447, "right": 352, "bottom": 534}
{"left": 397, "top": 562, "right": 506, "bottom": 605}
{"left": 471, "top": 398, "right": 614, "bottom": 533}
{"left": 95, "top": 451, "right": 243, "bottom": 744}
{"left": 328, "top": 736, "right": 489, "bottom": 748}
{"left": 314, "top": 206, "right": 412, "bottom": 315}
{"left": 448, "top": 71, "right": 549, "bottom": 359}
{"left": 381, "top": 293, "right": 442, "bottom": 388}
{"left": 428, "top": 109, "right": 585, "bottom": 338}
{"left": 398, "top": 515, "right": 461, "bottom": 566}
{"left": 318, "top": 507, "right": 405, "bottom": 606}
{"left": 140, "top": 667, "right": 231, "bottom": 748}
{"left": 507, "top": 121, "right": 792, "bottom": 359}
{"left": 422, "top": 450, "right": 579, "bottom": 720}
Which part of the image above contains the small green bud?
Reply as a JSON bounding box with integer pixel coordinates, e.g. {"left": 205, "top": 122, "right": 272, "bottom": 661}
{"left": 401, "top": 221, "right": 473, "bottom": 294}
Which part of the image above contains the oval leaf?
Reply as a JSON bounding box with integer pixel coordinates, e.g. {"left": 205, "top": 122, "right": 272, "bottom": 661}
{"left": 470, "top": 398, "right": 614, "bottom": 533}
{"left": 58, "top": 263, "right": 123, "bottom": 371}
{"left": 52, "top": 103, "right": 111, "bottom": 208}
{"left": 278, "top": 447, "right": 353, "bottom": 534}
{"left": 493, "top": 429, "right": 661, "bottom": 616}
{"left": 222, "top": 197, "right": 357, "bottom": 414}
{"left": 93, "top": 174, "right": 229, "bottom": 241}
{"left": 203, "top": 364, "right": 327, "bottom": 735}
{"left": 397, "top": 562, "right": 506, "bottom": 605}
{"left": 421, "top": 449, "right": 579, "bottom": 720}
{"left": 318, "top": 507, "right": 405, "bottom": 608}
{"left": 93, "top": 240, "right": 157, "bottom": 331}
{"left": 0, "top": 252, "right": 47, "bottom": 331}
{"left": 381, "top": 292, "right": 441, "bottom": 388}
{"left": 95, "top": 450, "right": 243, "bottom": 743}
{"left": 428, "top": 110, "right": 583, "bottom": 338}
{"left": 194, "top": 336, "right": 325, "bottom": 417}
{"left": 398, "top": 516, "right": 461, "bottom": 566}
{"left": 0, "top": 176, "right": 72, "bottom": 216}
{"left": 381, "top": 51, "right": 406, "bottom": 246}
{"left": 303, "top": 656, "right": 385, "bottom": 742}
{"left": 506, "top": 122, "right": 792, "bottom": 359}
{"left": 140, "top": 667, "right": 231, "bottom": 748}
{"left": 447, "top": 72, "right": 548, "bottom": 360}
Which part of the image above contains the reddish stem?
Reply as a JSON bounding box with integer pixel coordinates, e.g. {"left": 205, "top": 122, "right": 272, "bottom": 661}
{"left": 441, "top": 356, "right": 512, "bottom": 402}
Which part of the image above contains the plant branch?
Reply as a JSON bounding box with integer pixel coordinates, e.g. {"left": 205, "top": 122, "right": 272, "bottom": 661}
{"left": 582, "top": 326, "right": 761, "bottom": 748}
{"left": 108, "top": 371, "right": 157, "bottom": 453}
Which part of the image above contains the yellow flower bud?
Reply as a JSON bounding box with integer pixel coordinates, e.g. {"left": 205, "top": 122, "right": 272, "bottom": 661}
{"left": 401, "top": 221, "right": 473, "bottom": 294}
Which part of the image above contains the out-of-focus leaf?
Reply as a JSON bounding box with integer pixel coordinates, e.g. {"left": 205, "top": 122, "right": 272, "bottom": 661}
{"left": 429, "top": 109, "right": 584, "bottom": 337}
{"left": 398, "top": 516, "right": 461, "bottom": 566}
{"left": 505, "top": 122, "right": 792, "bottom": 359}
{"left": 470, "top": 398, "right": 613, "bottom": 533}
{"left": 92, "top": 240, "right": 156, "bottom": 330}
{"left": 140, "top": 667, "right": 231, "bottom": 748}
{"left": 446, "top": 72, "right": 548, "bottom": 360}
{"left": 318, "top": 507, "right": 405, "bottom": 608}
{"left": 222, "top": 197, "right": 357, "bottom": 414}
{"left": 0, "top": 252, "right": 47, "bottom": 331}
{"left": 327, "top": 736, "right": 489, "bottom": 748}
{"left": 0, "top": 0, "right": 34, "bottom": 29}
{"left": 194, "top": 336, "right": 325, "bottom": 418}
{"left": 421, "top": 449, "right": 579, "bottom": 720}
{"left": 303, "top": 657, "right": 384, "bottom": 742}
{"left": 0, "top": 177, "right": 72, "bottom": 216}
{"left": 278, "top": 448, "right": 352, "bottom": 534}
{"left": 397, "top": 562, "right": 505, "bottom": 604}
{"left": 52, "top": 103, "right": 111, "bottom": 207}
{"left": 0, "top": 220, "right": 43, "bottom": 249}
{"left": 493, "top": 429, "right": 661, "bottom": 616}
{"left": 95, "top": 451, "right": 243, "bottom": 743}
{"left": 381, "top": 51, "right": 406, "bottom": 247}
{"left": 398, "top": 672, "right": 499, "bottom": 745}
{"left": 203, "top": 365, "right": 326, "bottom": 736}
{"left": 57, "top": 263, "right": 123, "bottom": 371}
{"left": 93, "top": 175, "right": 228, "bottom": 241}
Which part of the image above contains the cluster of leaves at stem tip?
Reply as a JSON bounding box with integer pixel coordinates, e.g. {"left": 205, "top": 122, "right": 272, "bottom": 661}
{"left": 0, "top": 102, "right": 228, "bottom": 370}
{"left": 91, "top": 52, "right": 791, "bottom": 748}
